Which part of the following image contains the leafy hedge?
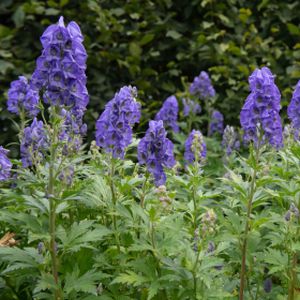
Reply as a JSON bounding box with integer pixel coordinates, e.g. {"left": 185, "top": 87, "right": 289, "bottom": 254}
{"left": 1, "top": 0, "right": 300, "bottom": 148}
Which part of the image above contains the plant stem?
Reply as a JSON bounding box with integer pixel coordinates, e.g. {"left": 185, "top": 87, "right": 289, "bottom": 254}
{"left": 192, "top": 250, "right": 201, "bottom": 299}
{"left": 288, "top": 253, "right": 297, "bottom": 300}
{"left": 47, "top": 116, "right": 62, "bottom": 300}
{"left": 239, "top": 146, "right": 260, "bottom": 300}
{"left": 109, "top": 156, "right": 120, "bottom": 252}
{"left": 288, "top": 223, "right": 300, "bottom": 300}
{"left": 149, "top": 221, "right": 168, "bottom": 299}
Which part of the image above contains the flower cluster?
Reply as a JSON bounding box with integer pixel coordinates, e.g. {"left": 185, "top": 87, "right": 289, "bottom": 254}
{"left": 59, "top": 108, "right": 87, "bottom": 155}
{"left": 31, "top": 16, "right": 88, "bottom": 113}
{"left": 7, "top": 76, "right": 39, "bottom": 117}
{"left": 184, "top": 130, "right": 206, "bottom": 164}
{"left": 0, "top": 147, "right": 12, "bottom": 181}
{"left": 96, "top": 86, "right": 141, "bottom": 158}
{"left": 240, "top": 67, "right": 283, "bottom": 148}
{"left": 287, "top": 80, "right": 300, "bottom": 139}
{"left": 21, "top": 118, "right": 48, "bottom": 167}
{"left": 201, "top": 209, "right": 217, "bottom": 237}
{"left": 31, "top": 16, "right": 89, "bottom": 155}
{"left": 222, "top": 125, "right": 240, "bottom": 156}
{"left": 284, "top": 203, "right": 299, "bottom": 221}
{"left": 155, "top": 96, "right": 179, "bottom": 133}
{"left": 182, "top": 98, "right": 201, "bottom": 117}
{"left": 189, "top": 71, "right": 216, "bottom": 100}
{"left": 209, "top": 110, "right": 224, "bottom": 136}
{"left": 138, "top": 120, "right": 175, "bottom": 186}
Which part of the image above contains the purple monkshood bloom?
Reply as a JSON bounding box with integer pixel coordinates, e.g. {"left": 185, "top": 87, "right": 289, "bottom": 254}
{"left": 59, "top": 108, "right": 87, "bottom": 155}
{"left": 184, "top": 130, "right": 206, "bottom": 164}
{"left": 138, "top": 120, "right": 175, "bottom": 186}
{"left": 287, "top": 80, "right": 300, "bottom": 138}
{"left": 209, "top": 110, "right": 224, "bottom": 136}
{"left": 189, "top": 71, "right": 216, "bottom": 100}
{"left": 7, "top": 76, "right": 39, "bottom": 117}
{"left": 240, "top": 67, "right": 283, "bottom": 148}
{"left": 96, "top": 86, "right": 141, "bottom": 158}
{"left": 222, "top": 125, "right": 240, "bottom": 156}
{"left": 31, "top": 16, "right": 88, "bottom": 117}
{"left": 155, "top": 96, "right": 179, "bottom": 133}
{"left": 182, "top": 98, "right": 201, "bottom": 117}
{"left": 21, "top": 118, "right": 48, "bottom": 167}
{"left": 263, "top": 278, "right": 272, "bottom": 293}
{"left": 0, "top": 147, "right": 12, "bottom": 181}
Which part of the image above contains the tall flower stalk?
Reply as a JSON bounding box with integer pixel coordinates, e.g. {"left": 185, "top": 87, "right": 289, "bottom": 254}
{"left": 184, "top": 129, "right": 206, "bottom": 297}
{"left": 138, "top": 120, "right": 175, "bottom": 186}
{"left": 25, "top": 15, "right": 89, "bottom": 299}
{"left": 239, "top": 67, "right": 283, "bottom": 300}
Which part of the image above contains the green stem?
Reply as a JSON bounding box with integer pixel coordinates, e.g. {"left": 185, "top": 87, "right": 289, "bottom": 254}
{"left": 18, "top": 109, "right": 26, "bottom": 142}
{"left": 288, "top": 222, "right": 299, "bottom": 300}
{"left": 192, "top": 250, "right": 201, "bottom": 299}
{"left": 239, "top": 145, "right": 260, "bottom": 300}
{"left": 109, "top": 156, "right": 120, "bottom": 252}
{"left": 47, "top": 117, "right": 63, "bottom": 300}
{"left": 149, "top": 221, "right": 168, "bottom": 299}
{"left": 137, "top": 174, "right": 148, "bottom": 239}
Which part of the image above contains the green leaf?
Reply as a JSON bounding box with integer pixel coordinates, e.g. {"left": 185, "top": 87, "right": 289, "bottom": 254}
{"left": 140, "top": 34, "right": 155, "bottom": 46}
{"left": 111, "top": 271, "right": 148, "bottom": 287}
{"left": 64, "top": 267, "right": 102, "bottom": 295}
{"left": 166, "top": 30, "right": 182, "bottom": 40}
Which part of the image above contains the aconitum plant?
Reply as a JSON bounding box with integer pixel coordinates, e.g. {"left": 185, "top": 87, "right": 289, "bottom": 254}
{"left": 182, "top": 98, "right": 201, "bottom": 117}
{"left": 240, "top": 67, "right": 283, "bottom": 148}
{"left": 155, "top": 95, "right": 179, "bottom": 133}
{"left": 21, "top": 118, "right": 48, "bottom": 167}
{"left": 209, "top": 110, "right": 224, "bottom": 136}
{"left": 31, "top": 16, "right": 88, "bottom": 113}
{"left": 184, "top": 129, "right": 206, "bottom": 164}
{"left": 96, "top": 86, "right": 141, "bottom": 158}
{"left": 7, "top": 76, "right": 39, "bottom": 117}
{"left": 59, "top": 108, "right": 87, "bottom": 155}
{"left": 222, "top": 125, "right": 240, "bottom": 156}
{"left": 287, "top": 80, "right": 300, "bottom": 138}
{"left": 138, "top": 120, "right": 175, "bottom": 186}
{"left": 189, "top": 71, "right": 216, "bottom": 100}
{"left": 0, "top": 147, "right": 12, "bottom": 181}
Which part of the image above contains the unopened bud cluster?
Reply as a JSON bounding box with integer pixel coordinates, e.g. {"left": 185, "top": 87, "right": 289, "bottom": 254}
{"left": 155, "top": 185, "right": 171, "bottom": 207}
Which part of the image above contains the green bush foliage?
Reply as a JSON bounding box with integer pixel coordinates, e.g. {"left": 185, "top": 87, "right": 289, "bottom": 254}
{"left": 1, "top": 0, "right": 300, "bottom": 148}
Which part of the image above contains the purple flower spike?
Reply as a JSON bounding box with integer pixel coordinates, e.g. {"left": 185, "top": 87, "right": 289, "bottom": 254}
{"left": 184, "top": 130, "right": 206, "bottom": 164}
{"left": 222, "top": 125, "right": 240, "bottom": 156}
{"left": 240, "top": 67, "right": 283, "bottom": 148}
{"left": 0, "top": 147, "right": 12, "bottom": 181}
{"left": 155, "top": 96, "right": 179, "bottom": 133}
{"left": 7, "top": 76, "right": 39, "bottom": 117}
{"left": 96, "top": 86, "right": 141, "bottom": 159}
{"left": 21, "top": 118, "right": 48, "bottom": 167}
{"left": 138, "top": 120, "right": 175, "bottom": 186}
{"left": 209, "top": 110, "right": 224, "bottom": 136}
{"left": 189, "top": 71, "right": 216, "bottom": 100}
{"left": 182, "top": 98, "right": 201, "bottom": 117}
{"left": 31, "top": 16, "right": 88, "bottom": 118}
{"left": 288, "top": 80, "right": 300, "bottom": 138}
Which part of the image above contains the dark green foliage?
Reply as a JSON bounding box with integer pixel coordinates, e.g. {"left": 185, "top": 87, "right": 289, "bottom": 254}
{"left": 1, "top": 0, "right": 300, "bottom": 149}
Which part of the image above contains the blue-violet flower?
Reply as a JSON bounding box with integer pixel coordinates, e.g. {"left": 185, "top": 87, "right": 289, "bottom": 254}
{"left": 209, "top": 110, "right": 224, "bottom": 136}
{"left": 21, "top": 118, "right": 48, "bottom": 167}
{"left": 155, "top": 95, "right": 179, "bottom": 133}
{"left": 0, "top": 147, "right": 12, "bottom": 181}
{"left": 240, "top": 67, "right": 283, "bottom": 148}
{"left": 138, "top": 120, "right": 175, "bottom": 186}
{"left": 96, "top": 86, "right": 141, "bottom": 158}
{"left": 189, "top": 71, "right": 216, "bottom": 100}
{"left": 7, "top": 76, "right": 39, "bottom": 117}
{"left": 184, "top": 130, "right": 206, "bottom": 164}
